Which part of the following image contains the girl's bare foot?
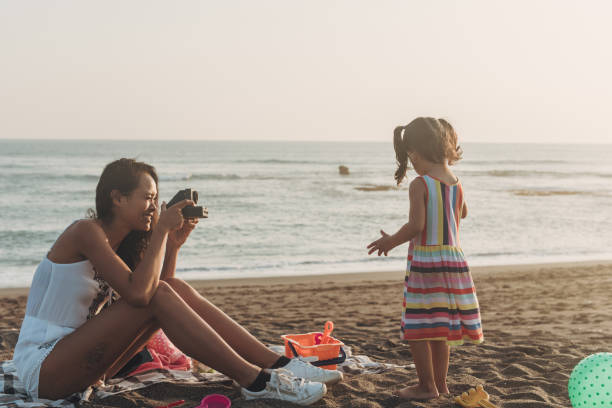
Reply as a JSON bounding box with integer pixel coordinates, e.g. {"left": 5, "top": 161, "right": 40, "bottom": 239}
{"left": 396, "top": 384, "right": 440, "bottom": 400}
{"left": 436, "top": 382, "right": 450, "bottom": 395}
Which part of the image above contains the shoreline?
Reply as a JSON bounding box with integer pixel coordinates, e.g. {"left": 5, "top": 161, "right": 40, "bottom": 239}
{"left": 1, "top": 258, "right": 610, "bottom": 297}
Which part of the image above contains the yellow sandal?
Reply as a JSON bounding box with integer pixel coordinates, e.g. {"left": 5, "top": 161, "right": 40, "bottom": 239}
{"left": 454, "top": 384, "right": 498, "bottom": 408}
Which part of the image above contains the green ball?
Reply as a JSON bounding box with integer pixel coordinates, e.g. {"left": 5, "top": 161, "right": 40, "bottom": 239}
{"left": 568, "top": 352, "right": 612, "bottom": 407}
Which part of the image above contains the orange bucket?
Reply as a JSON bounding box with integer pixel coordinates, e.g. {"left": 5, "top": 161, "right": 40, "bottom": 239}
{"left": 281, "top": 321, "right": 346, "bottom": 370}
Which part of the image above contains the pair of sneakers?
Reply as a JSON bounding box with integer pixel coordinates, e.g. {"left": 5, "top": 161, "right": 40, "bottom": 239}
{"left": 241, "top": 357, "right": 344, "bottom": 406}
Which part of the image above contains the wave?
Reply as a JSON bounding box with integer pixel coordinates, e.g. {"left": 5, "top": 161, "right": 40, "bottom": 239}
{"left": 0, "top": 230, "right": 58, "bottom": 247}
{"left": 473, "top": 170, "right": 612, "bottom": 179}
{"left": 510, "top": 189, "right": 609, "bottom": 197}
{"left": 234, "top": 159, "right": 331, "bottom": 165}
{"left": 5, "top": 173, "right": 100, "bottom": 182}
{"left": 467, "top": 159, "right": 569, "bottom": 165}
{"left": 354, "top": 184, "right": 400, "bottom": 192}
{"left": 176, "top": 256, "right": 402, "bottom": 273}
{"left": 188, "top": 173, "right": 242, "bottom": 181}
{"left": 159, "top": 174, "right": 194, "bottom": 182}
{"left": 187, "top": 173, "right": 296, "bottom": 181}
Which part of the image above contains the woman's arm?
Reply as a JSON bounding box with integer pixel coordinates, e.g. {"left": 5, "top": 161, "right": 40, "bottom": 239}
{"left": 160, "top": 218, "right": 199, "bottom": 280}
{"left": 160, "top": 245, "right": 179, "bottom": 280}
{"left": 75, "top": 200, "right": 193, "bottom": 307}
{"left": 75, "top": 221, "right": 168, "bottom": 306}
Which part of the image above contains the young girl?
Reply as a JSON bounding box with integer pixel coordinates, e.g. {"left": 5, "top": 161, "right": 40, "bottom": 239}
{"left": 367, "top": 117, "right": 483, "bottom": 400}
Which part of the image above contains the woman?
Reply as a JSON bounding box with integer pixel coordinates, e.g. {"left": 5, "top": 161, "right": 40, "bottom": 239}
{"left": 12, "top": 158, "right": 342, "bottom": 406}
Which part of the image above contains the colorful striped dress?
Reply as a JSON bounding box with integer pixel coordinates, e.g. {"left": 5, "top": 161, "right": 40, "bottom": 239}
{"left": 401, "top": 175, "right": 483, "bottom": 346}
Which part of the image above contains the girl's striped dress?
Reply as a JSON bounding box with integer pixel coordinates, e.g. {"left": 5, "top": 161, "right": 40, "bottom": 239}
{"left": 401, "top": 175, "right": 483, "bottom": 345}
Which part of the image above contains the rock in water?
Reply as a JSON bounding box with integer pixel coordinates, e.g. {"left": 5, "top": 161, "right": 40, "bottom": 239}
{"left": 339, "top": 165, "right": 349, "bottom": 175}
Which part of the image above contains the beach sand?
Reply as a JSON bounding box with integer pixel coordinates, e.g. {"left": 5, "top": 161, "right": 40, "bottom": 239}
{"left": 1, "top": 261, "right": 611, "bottom": 407}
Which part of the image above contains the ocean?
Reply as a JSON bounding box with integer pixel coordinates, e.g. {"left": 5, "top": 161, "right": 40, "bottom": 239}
{"left": 1, "top": 140, "right": 611, "bottom": 288}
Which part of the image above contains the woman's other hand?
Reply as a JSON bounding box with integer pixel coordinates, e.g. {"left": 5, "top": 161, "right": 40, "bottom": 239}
{"left": 157, "top": 200, "right": 195, "bottom": 233}
{"left": 167, "top": 217, "right": 199, "bottom": 249}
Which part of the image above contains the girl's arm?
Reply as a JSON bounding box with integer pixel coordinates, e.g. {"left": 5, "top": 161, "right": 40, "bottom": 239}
{"left": 367, "top": 178, "right": 426, "bottom": 255}
{"left": 461, "top": 201, "right": 468, "bottom": 219}
{"left": 389, "top": 178, "right": 427, "bottom": 247}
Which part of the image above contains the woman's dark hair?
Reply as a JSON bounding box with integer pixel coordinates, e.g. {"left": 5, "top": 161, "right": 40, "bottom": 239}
{"left": 87, "top": 158, "right": 159, "bottom": 271}
{"left": 393, "top": 117, "right": 463, "bottom": 185}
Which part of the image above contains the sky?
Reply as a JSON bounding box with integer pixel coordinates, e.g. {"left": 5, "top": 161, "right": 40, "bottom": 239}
{"left": 1, "top": 1, "right": 611, "bottom": 143}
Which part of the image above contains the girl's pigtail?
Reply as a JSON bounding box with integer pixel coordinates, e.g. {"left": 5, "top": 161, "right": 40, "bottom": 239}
{"left": 393, "top": 125, "right": 409, "bottom": 185}
{"left": 438, "top": 118, "right": 463, "bottom": 165}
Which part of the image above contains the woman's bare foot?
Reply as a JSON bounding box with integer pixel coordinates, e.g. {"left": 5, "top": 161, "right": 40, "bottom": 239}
{"left": 396, "top": 384, "right": 440, "bottom": 400}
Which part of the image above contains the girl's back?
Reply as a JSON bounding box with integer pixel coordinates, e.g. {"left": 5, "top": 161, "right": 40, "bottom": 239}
{"left": 415, "top": 175, "right": 464, "bottom": 249}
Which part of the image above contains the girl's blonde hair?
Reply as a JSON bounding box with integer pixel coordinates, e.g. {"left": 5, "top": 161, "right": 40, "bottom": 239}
{"left": 393, "top": 117, "right": 462, "bottom": 185}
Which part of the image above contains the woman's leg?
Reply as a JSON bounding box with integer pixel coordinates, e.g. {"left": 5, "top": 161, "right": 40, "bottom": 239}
{"left": 164, "top": 277, "right": 280, "bottom": 369}
{"left": 397, "top": 341, "right": 439, "bottom": 400}
{"left": 429, "top": 340, "right": 450, "bottom": 394}
{"left": 39, "top": 281, "right": 261, "bottom": 400}
{"left": 105, "top": 275, "right": 282, "bottom": 380}
{"left": 102, "top": 321, "right": 160, "bottom": 380}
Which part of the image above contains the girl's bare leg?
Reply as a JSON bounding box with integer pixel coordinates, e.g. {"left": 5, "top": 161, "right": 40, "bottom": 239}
{"left": 430, "top": 340, "right": 450, "bottom": 394}
{"left": 164, "top": 277, "right": 281, "bottom": 369}
{"left": 397, "top": 341, "right": 439, "bottom": 400}
{"left": 39, "top": 281, "right": 260, "bottom": 400}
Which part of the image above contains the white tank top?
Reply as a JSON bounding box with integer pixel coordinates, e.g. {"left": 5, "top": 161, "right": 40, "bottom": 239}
{"left": 13, "top": 253, "right": 115, "bottom": 381}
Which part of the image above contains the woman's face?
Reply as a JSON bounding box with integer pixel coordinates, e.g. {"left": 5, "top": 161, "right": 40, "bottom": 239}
{"left": 117, "top": 173, "right": 158, "bottom": 232}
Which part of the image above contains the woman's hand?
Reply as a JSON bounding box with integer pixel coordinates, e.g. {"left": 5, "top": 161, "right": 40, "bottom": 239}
{"left": 167, "top": 217, "right": 199, "bottom": 249}
{"left": 367, "top": 230, "right": 394, "bottom": 256}
{"left": 157, "top": 199, "right": 195, "bottom": 233}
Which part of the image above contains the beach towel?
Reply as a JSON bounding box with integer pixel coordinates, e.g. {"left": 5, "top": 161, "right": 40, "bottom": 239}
{"left": 268, "top": 344, "right": 414, "bottom": 374}
{"left": 0, "top": 360, "right": 82, "bottom": 408}
{"left": 0, "top": 344, "right": 412, "bottom": 407}
{"left": 0, "top": 359, "right": 228, "bottom": 408}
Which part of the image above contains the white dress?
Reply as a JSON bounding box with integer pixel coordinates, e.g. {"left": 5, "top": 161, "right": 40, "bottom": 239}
{"left": 12, "top": 252, "right": 114, "bottom": 399}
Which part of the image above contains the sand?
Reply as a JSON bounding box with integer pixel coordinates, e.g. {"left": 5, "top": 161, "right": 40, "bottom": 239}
{"left": 1, "top": 260, "right": 611, "bottom": 407}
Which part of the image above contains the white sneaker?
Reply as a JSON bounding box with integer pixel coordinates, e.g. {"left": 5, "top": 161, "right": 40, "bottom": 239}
{"left": 283, "top": 357, "right": 344, "bottom": 385}
{"left": 241, "top": 369, "right": 327, "bottom": 406}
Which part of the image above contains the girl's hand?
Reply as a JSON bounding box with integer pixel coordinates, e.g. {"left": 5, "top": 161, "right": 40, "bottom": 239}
{"left": 167, "top": 217, "right": 199, "bottom": 249}
{"left": 158, "top": 200, "right": 195, "bottom": 233}
{"left": 367, "top": 230, "right": 394, "bottom": 256}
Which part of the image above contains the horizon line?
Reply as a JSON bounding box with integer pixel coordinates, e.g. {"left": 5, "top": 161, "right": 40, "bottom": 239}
{"left": 1, "top": 138, "right": 611, "bottom": 146}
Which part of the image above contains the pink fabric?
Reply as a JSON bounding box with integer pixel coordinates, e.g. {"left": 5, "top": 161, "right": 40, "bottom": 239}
{"left": 127, "top": 329, "right": 192, "bottom": 376}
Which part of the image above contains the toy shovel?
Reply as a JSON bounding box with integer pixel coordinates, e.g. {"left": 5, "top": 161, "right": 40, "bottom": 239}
{"left": 454, "top": 384, "right": 498, "bottom": 408}
{"left": 320, "top": 321, "right": 334, "bottom": 344}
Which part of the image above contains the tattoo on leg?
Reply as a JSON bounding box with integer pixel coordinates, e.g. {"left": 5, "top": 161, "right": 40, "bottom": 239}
{"left": 81, "top": 342, "right": 109, "bottom": 372}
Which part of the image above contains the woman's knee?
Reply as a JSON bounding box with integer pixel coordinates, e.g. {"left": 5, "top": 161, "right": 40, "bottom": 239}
{"left": 164, "top": 276, "right": 188, "bottom": 292}
{"left": 164, "top": 276, "right": 181, "bottom": 287}
{"left": 153, "top": 280, "right": 174, "bottom": 297}
{"left": 164, "top": 277, "right": 201, "bottom": 300}
{"left": 149, "top": 280, "right": 184, "bottom": 308}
